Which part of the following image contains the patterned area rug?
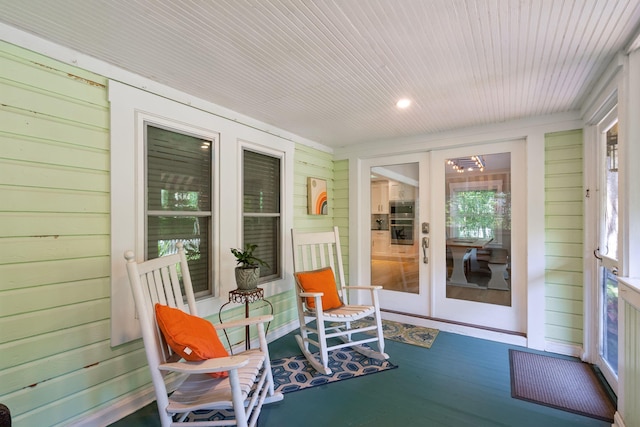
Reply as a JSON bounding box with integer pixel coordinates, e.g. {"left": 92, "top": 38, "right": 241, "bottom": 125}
{"left": 346, "top": 317, "right": 439, "bottom": 349}
{"left": 271, "top": 347, "right": 397, "bottom": 394}
{"left": 509, "top": 349, "right": 616, "bottom": 422}
{"left": 186, "top": 348, "right": 396, "bottom": 422}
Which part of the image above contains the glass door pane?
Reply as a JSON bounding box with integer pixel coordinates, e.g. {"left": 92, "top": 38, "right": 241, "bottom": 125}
{"left": 599, "top": 120, "right": 619, "bottom": 376}
{"left": 370, "top": 163, "right": 419, "bottom": 294}
{"left": 445, "top": 152, "right": 511, "bottom": 307}
{"left": 601, "top": 268, "right": 618, "bottom": 374}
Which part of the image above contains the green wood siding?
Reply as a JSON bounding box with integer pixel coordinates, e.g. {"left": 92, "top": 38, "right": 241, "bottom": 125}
{"left": 291, "top": 144, "right": 347, "bottom": 278}
{"left": 544, "top": 129, "right": 584, "bottom": 346}
{"left": 333, "top": 159, "right": 349, "bottom": 230}
{"left": 0, "top": 41, "right": 345, "bottom": 425}
{"left": 334, "top": 159, "right": 349, "bottom": 283}
{"left": 0, "top": 40, "right": 346, "bottom": 425}
{"left": 293, "top": 144, "right": 334, "bottom": 230}
{"left": 0, "top": 41, "right": 121, "bottom": 426}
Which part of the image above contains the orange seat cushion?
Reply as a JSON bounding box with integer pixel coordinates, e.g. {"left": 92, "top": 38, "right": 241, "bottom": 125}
{"left": 295, "top": 267, "right": 343, "bottom": 311}
{"left": 155, "top": 303, "right": 229, "bottom": 378}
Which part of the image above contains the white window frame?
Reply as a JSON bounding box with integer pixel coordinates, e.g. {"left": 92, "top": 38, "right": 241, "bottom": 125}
{"left": 240, "top": 141, "right": 286, "bottom": 282}
{"left": 448, "top": 179, "right": 504, "bottom": 244}
{"left": 109, "top": 81, "right": 294, "bottom": 346}
{"left": 145, "top": 121, "right": 217, "bottom": 297}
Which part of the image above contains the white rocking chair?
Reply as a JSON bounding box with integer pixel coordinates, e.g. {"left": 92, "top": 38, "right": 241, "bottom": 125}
{"left": 291, "top": 226, "right": 389, "bottom": 375}
{"left": 124, "top": 243, "right": 283, "bottom": 427}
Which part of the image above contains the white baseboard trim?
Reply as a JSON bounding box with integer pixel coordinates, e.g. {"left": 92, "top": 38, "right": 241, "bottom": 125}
{"left": 544, "top": 340, "right": 584, "bottom": 358}
{"left": 382, "top": 312, "right": 528, "bottom": 346}
{"left": 68, "top": 385, "right": 157, "bottom": 427}
{"left": 265, "top": 319, "right": 299, "bottom": 343}
{"left": 613, "top": 411, "right": 626, "bottom": 427}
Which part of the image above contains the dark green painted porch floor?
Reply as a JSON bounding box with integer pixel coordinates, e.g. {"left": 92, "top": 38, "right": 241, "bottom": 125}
{"left": 109, "top": 329, "right": 611, "bottom": 427}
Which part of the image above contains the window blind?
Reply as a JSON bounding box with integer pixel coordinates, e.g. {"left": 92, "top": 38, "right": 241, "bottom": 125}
{"left": 243, "top": 150, "right": 281, "bottom": 279}
{"left": 147, "top": 125, "right": 213, "bottom": 295}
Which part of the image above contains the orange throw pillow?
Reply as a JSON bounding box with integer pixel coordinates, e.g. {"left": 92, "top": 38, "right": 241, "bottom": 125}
{"left": 155, "top": 303, "right": 229, "bottom": 378}
{"left": 295, "top": 267, "right": 343, "bottom": 311}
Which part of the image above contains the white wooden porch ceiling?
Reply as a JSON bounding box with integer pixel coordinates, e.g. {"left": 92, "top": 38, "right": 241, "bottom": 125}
{"left": 1, "top": 0, "right": 639, "bottom": 148}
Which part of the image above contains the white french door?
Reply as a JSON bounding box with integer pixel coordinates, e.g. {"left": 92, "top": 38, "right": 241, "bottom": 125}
{"left": 361, "top": 140, "right": 526, "bottom": 334}
{"left": 593, "top": 107, "right": 619, "bottom": 391}
{"left": 363, "top": 153, "right": 430, "bottom": 316}
{"left": 430, "top": 140, "right": 526, "bottom": 333}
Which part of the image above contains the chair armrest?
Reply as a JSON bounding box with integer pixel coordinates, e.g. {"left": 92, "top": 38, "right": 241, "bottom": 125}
{"left": 344, "top": 285, "right": 383, "bottom": 291}
{"left": 299, "top": 291, "right": 323, "bottom": 297}
{"left": 158, "top": 354, "right": 250, "bottom": 374}
{"left": 298, "top": 292, "right": 324, "bottom": 313}
{"left": 213, "top": 314, "right": 274, "bottom": 331}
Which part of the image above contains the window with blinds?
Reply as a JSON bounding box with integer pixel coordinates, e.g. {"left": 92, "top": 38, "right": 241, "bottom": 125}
{"left": 146, "top": 124, "right": 213, "bottom": 296}
{"left": 243, "top": 149, "right": 281, "bottom": 280}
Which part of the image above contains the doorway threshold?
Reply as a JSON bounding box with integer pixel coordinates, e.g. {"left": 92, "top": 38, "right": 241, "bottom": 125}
{"left": 381, "top": 308, "right": 527, "bottom": 339}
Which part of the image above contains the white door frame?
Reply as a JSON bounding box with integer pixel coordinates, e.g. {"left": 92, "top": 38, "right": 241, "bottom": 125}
{"left": 345, "top": 114, "right": 578, "bottom": 348}
{"left": 585, "top": 106, "right": 619, "bottom": 392}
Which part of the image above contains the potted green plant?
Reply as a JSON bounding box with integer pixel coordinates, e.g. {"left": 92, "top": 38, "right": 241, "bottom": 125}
{"left": 230, "top": 243, "right": 269, "bottom": 290}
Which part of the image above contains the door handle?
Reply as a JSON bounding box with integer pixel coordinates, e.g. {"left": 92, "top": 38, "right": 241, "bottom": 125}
{"left": 422, "top": 237, "right": 429, "bottom": 264}
{"left": 594, "top": 247, "right": 602, "bottom": 260}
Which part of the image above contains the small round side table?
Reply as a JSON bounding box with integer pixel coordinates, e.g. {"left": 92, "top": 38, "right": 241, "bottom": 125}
{"left": 218, "top": 288, "right": 273, "bottom": 352}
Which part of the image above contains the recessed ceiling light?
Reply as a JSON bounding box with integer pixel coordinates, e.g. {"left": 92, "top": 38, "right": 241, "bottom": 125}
{"left": 396, "top": 98, "right": 411, "bottom": 109}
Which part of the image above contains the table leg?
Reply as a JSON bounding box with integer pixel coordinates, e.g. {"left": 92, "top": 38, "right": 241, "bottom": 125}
{"left": 245, "top": 301, "right": 250, "bottom": 350}
{"left": 218, "top": 300, "right": 233, "bottom": 352}
{"left": 449, "top": 246, "right": 470, "bottom": 284}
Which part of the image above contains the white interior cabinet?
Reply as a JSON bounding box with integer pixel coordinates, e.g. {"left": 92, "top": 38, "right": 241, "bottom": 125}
{"left": 371, "top": 181, "right": 389, "bottom": 213}
{"left": 371, "top": 230, "right": 391, "bottom": 255}
{"left": 389, "top": 182, "right": 415, "bottom": 201}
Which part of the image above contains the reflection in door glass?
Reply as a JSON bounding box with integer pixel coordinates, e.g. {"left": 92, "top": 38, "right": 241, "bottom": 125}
{"left": 370, "top": 163, "right": 419, "bottom": 294}
{"left": 602, "top": 268, "right": 618, "bottom": 374}
{"left": 601, "top": 122, "right": 618, "bottom": 375}
{"left": 604, "top": 123, "right": 618, "bottom": 259}
{"left": 445, "top": 153, "right": 511, "bottom": 306}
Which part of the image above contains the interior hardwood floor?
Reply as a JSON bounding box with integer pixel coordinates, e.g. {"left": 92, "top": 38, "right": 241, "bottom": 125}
{"left": 446, "top": 284, "right": 512, "bottom": 306}
{"left": 446, "top": 270, "right": 512, "bottom": 307}
{"left": 110, "top": 329, "right": 610, "bottom": 427}
{"left": 371, "top": 257, "right": 419, "bottom": 293}
{"left": 372, "top": 258, "right": 511, "bottom": 306}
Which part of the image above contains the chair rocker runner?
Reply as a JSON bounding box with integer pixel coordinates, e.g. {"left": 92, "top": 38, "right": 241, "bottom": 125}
{"left": 125, "top": 243, "right": 283, "bottom": 427}
{"left": 291, "top": 227, "right": 389, "bottom": 375}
